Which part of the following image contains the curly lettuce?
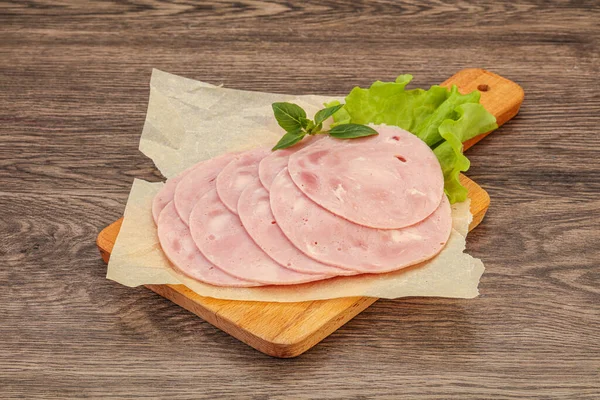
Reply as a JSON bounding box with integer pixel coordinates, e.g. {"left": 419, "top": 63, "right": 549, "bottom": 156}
{"left": 328, "top": 75, "right": 497, "bottom": 203}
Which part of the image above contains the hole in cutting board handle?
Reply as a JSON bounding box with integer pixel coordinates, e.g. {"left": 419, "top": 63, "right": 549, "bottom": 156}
{"left": 477, "top": 84, "right": 490, "bottom": 92}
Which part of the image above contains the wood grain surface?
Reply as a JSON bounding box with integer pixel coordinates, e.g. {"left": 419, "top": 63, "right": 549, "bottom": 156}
{"left": 1, "top": 0, "right": 599, "bottom": 398}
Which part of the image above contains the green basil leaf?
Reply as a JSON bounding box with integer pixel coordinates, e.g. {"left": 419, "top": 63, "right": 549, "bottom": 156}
{"left": 299, "top": 117, "right": 312, "bottom": 129}
{"left": 272, "top": 102, "right": 307, "bottom": 132}
{"left": 272, "top": 129, "right": 306, "bottom": 151}
{"left": 328, "top": 124, "right": 378, "bottom": 139}
{"left": 305, "top": 119, "right": 316, "bottom": 133}
{"left": 314, "top": 104, "right": 344, "bottom": 125}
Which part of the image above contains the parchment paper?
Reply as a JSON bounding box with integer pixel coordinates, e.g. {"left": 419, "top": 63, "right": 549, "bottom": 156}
{"left": 106, "top": 69, "right": 484, "bottom": 302}
{"left": 140, "top": 69, "right": 341, "bottom": 179}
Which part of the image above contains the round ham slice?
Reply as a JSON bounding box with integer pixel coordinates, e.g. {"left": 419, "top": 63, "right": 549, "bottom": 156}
{"left": 152, "top": 162, "right": 204, "bottom": 225}
{"left": 258, "top": 136, "right": 320, "bottom": 192}
{"left": 287, "top": 125, "right": 444, "bottom": 229}
{"left": 189, "top": 189, "right": 327, "bottom": 285}
{"left": 216, "top": 148, "right": 269, "bottom": 214}
{"left": 174, "top": 152, "right": 237, "bottom": 225}
{"left": 157, "top": 202, "right": 259, "bottom": 287}
{"left": 270, "top": 169, "right": 452, "bottom": 273}
{"left": 258, "top": 148, "right": 292, "bottom": 192}
{"left": 238, "top": 182, "right": 356, "bottom": 276}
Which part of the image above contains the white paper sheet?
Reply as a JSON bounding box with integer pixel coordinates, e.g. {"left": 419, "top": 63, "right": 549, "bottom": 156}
{"left": 106, "top": 69, "right": 484, "bottom": 302}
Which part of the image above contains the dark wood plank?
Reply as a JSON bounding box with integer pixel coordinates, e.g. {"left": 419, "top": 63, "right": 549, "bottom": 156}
{"left": 1, "top": 0, "right": 598, "bottom": 398}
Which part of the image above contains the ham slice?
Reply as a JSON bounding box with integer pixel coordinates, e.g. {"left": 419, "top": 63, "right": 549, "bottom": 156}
{"left": 157, "top": 202, "right": 259, "bottom": 287}
{"left": 258, "top": 136, "right": 319, "bottom": 191}
{"left": 152, "top": 162, "right": 203, "bottom": 224}
{"left": 287, "top": 125, "right": 444, "bottom": 229}
{"left": 173, "top": 152, "right": 237, "bottom": 225}
{"left": 238, "top": 182, "right": 356, "bottom": 276}
{"left": 189, "top": 189, "right": 327, "bottom": 285}
{"left": 216, "top": 148, "right": 269, "bottom": 214}
{"left": 258, "top": 148, "right": 292, "bottom": 192}
{"left": 270, "top": 169, "right": 452, "bottom": 273}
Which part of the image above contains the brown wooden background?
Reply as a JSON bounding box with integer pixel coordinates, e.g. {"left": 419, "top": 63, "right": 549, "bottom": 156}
{"left": 1, "top": 1, "right": 599, "bottom": 398}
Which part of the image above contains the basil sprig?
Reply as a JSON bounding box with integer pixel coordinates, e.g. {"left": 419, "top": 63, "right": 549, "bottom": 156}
{"left": 271, "top": 102, "right": 377, "bottom": 150}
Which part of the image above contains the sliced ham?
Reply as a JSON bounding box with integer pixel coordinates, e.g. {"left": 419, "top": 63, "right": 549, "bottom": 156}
{"left": 173, "top": 152, "right": 237, "bottom": 225}
{"left": 189, "top": 189, "right": 327, "bottom": 285}
{"left": 152, "top": 162, "right": 203, "bottom": 224}
{"left": 216, "top": 148, "right": 269, "bottom": 214}
{"left": 238, "top": 182, "right": 356, "bottom": 276}
{"left": 270, "top": 169, "right": 452, "bottom": 273}
{"left": 157, "top": 202, "right": 259, "bottom": 287}
{"left": 287, "top": 125, "right": 444, "bottom": 229}
{"left": 258, "top": 136, "right": 319, "bottom": 191}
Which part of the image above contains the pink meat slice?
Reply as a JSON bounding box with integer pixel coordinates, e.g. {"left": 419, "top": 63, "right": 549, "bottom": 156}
{"left": 258, "top": 136, "right": 320, "bottom": 192}
{"left": 270, "top": 169, "right": 452, "bottom": 274}
{"left": 216, "top": 148, "right": 270, "bottom": 214}
{"left": 238, "top": 182, "right": 356, "bottom": 276}
{"left": 152, "top": 162, "right": 204, "bottom": 225}
{"left": 157, "top": 202, "right": 259, "bottom": 287}
{"left": 174, "top": 152, "right": 238, "bottom": 225}
{"left": 287, "top": 125, "right": 444, "bottom": 229}
{"left": 189, "top": 189, "right": 328, "bottom": 285}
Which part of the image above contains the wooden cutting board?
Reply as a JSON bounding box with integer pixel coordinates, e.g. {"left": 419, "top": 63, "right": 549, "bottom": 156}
{"left": 97, "top": 69, "right": 523, "bottom": 358}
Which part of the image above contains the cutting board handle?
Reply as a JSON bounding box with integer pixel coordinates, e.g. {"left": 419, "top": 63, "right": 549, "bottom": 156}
{"left": 442, "top": 68, "right": 524, "bottom": 150}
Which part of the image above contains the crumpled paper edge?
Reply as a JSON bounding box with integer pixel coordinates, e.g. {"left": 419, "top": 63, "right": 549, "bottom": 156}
{"left": 140, "top": 69, "right": 342, "bottom": 179}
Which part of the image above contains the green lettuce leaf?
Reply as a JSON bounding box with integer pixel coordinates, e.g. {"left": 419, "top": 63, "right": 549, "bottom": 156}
{"left": 329, "top": 75, "right": 498, "bottom": 203}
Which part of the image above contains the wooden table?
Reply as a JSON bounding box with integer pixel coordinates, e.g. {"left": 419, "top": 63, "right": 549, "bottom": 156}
{"left": 2, "top": 1, "right": 598, "bottom": 398}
